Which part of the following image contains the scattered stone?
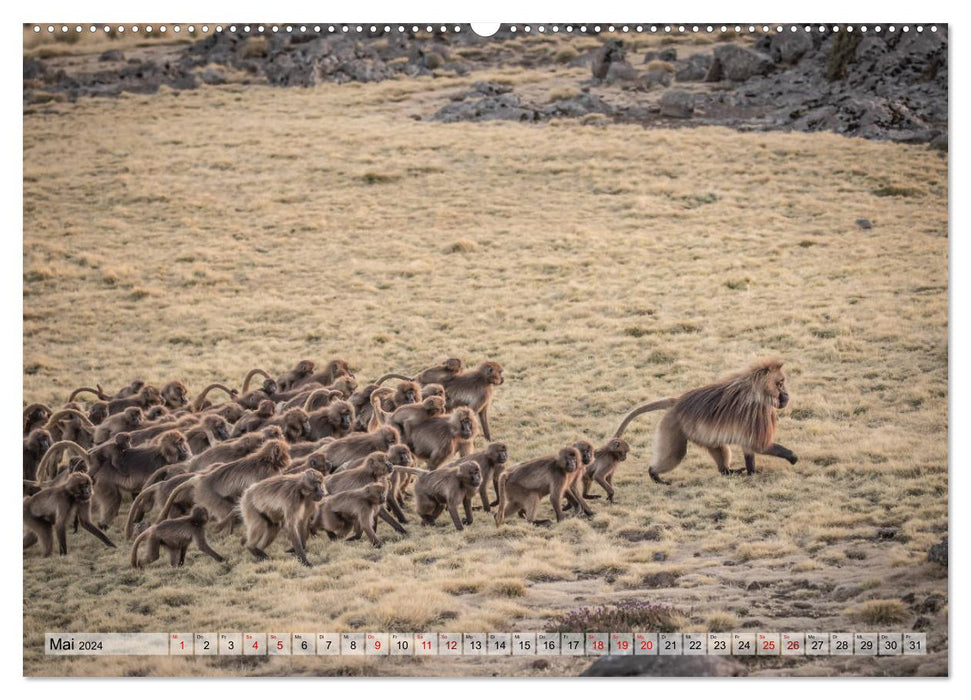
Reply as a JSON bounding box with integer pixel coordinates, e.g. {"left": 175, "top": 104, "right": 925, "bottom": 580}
{"left": 918, "top": 594, "right": 945, "bottom": 614}
{"left": 856, "top": 218, "right": 873, "bottom": 229}
{"left": 927, "top": 537, "right": 947, "bottom": 567}
{"left": 471, "top": 81, "right": 512, "bottom": 96}
{"left": 766, "top": 31, "right": 814, "bottom": 65}
{"left": 652, "top": 552, "right": 667, "bottom": 562}
{"left": 845, "top": 548, "right": 867, "bottom": 560}
{"left": 591, "top": 38, "right": 626, "bottom": 81}
{"left": 99, "top": 49, "right": 125, "bottom": 62}
{"left": 432, "top": 93, "right": 537, "bottom": 123}
{"left": 643, "top": 48, "right": 678, "bottom": 63}
{"left": 531, "top": 658, "right": 550, "bottom": 671}
{"left": 658, "top": 89, "right": 694, "bottom": 118}
{"left": 641, "top": 69, "right": 672, "bottom": 90}
{"left": 582, "top": 655, "right": 745, "bottom": 677}
{"left": 912, "top": 616, "right": 931, "bottom": 631}
{"left": 741, "top": 619, "right": 762, "bottom": 629}
{"left": 901, "top": 593, "right": 917, "bottom": 605}
{"left": 675, "top": 54, "right": 713, "bottom": 82}
{"left": 746, "top": 580, "right": 769, "bottom": 591}
{"left": 200, "top": 67, "right": 227, "bottom": 85}
{"left": 642, "top": 571, "right": 679, "bottom": 588}
{"left": 723, "top": 560, "right": 737, "bottom": 567}
{"left": 832, "top": 584, "right": 863, "bottom": 602}
{"left": 605, "top": 60, "right": 639, "bottom": 84}
{"left": 708, "top": 45, "right": 774, "bottom": 82}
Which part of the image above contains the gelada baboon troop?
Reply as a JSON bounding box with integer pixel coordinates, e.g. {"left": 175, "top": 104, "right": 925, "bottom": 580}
{"left": 23, "top": 356, "right": 795, "bottom": 567}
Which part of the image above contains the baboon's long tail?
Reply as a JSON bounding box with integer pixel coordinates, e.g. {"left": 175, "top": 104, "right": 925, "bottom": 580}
{"left": 192, "top": 383, "right": 238, "bottom": 412}
{"left": 494, "top": 473, "right": 509, "bottom": 527}
{"left": 68, "top": 386, "right": 109, "bottom": 403}
{"left": 130, "top": 529, "right": 148, "bottom": 568}
{"left": 242, "top": 369, "right": 272, "bottom": 394}
{"left": 125, "top": 488, "right": 155, "bottom": 540}
{"left": 392, "top": 465, "right": 427, "bottom": 477}
{"left": 35, "top": 440, "right": 89, "bottom": 482}
{"left": 613, "top": 399, "right": 678, "bottom": 438}
{"left": 156, "top": 479, "right": 196, "bottom": 523}
{"left": 374, "top": 373, "right": 414, "bottom": 386}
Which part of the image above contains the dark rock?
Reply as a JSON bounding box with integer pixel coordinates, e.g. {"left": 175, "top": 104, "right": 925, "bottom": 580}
{"left": 901, "top": 593, "right": 916, "bottom": 605}
{"left": 618, "top": 527, "right": 662, "bottom": 542}
{"left": 746, "top": 580, "right": 768, "bottom": 591}
{"left": 918, "top": 594, "right": 945, "bottom": 614}
{"left": 710, "top": 45, "right": 774, "bottom": 82}
{"left": 642, "top": 571, "right": 679, "bottom": 588}
{"left": 659, "top": 89, "right": 694, "bottom": 118}
{"left": 605, "top": 60, "right": 639, "bottom": 84}
{"left": 543, "top": 92, "right": 613, "bottom": 118}
{"left": 675, "top": 54, "right": 712, "bottom": 82}
{"left": 928, "top": 537, "right": 947, "bottom": 567}
{"left": 531, "top": 658, "right": 550, "bottom": 671}
{"left": 200, "top": 67, "right": 227, "bottom": 85}
{"left": 723, "top": 560, "right": 737, "bottom": 567}
{"left": 913, "top": 616, "right": 931, "bottom": 631}
{"left": 856, "top": 218, "right": 873, "bottom": 229}
{"left": 652, "top": 552, "right": 667, "bottom": 562}
{"left": 877, "top": 526, "right": 900, "bottom": 540}
{"left": 582, "top": 655, "right": 745, "bottom": 677}
{"left": 471, "top": 81, "right": 511, "bottom": 96}
{"left": 767, "top": 31, "right": 813, "bottom": 64}
{"left": 741, "top": 619, "right": 762, "bottom": 628}
{"left": 432, "top": 93, "right": 537, "bottom": 123}
{"left": 99, "top": 49, "right": 125, "bottom": 62}
{"left": 641, "top": 69, "right": 672, "bottom": 90}
{"left": 23, "top": 59, "right": 47, "bottom": 80}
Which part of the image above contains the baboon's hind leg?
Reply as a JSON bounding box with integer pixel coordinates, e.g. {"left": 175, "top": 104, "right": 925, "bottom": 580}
{"left": 707, "top": 445, "right": 733, "bottom": 476}
{"left": 648, "top": 415, "right": 687, "bottom": 485}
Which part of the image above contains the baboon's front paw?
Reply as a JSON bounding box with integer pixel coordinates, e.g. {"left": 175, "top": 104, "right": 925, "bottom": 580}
{"left": 788, "top": 455, "right": 799, "bottom": 465}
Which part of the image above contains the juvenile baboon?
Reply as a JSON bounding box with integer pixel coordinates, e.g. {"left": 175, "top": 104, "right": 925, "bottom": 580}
{"left": 441, "top": 361, "right": 504, "bottom": 441}
{"left": 307, "top": 400, "right": 354, "bottom": 441}
{"left": 396, "top": 460, "right": 482, "bottom": 531}
{"left": 86, "top": 432, "right": 132, "bottom": 478}
{"left": 231, "top": 399, "right": 276, "bottom": 437}
{"left": 288, "top": 437, "right": 336, "bottom": 461}
{"left": 323, "top": 452, "right": 406, "bottom": 535}
{"left": 23, "top": 455, "right": 88, "bottom": 497}
{"left": 323, "top": 375, "right": 358, "bottom": 399}
{"left": 240, "top": 470, "right": 324, "bottom": 566}
{"left": 380, "top": 396, "right": 446, "bottom": 442}
{"left": 111, "top": 379, "right": 146, "bottom": 399}
{"left": 177, "top": 426, "right": 283, "bottom": 474}
{"left": 419, "top": 383, "right": 446, "bottom": 399}
{"left": 91, "top": 430, "right": 191, "bottom": 529}
{"left": 613, "top": 359, "right": 797, "bottom": 484}
{"left": 264, "top": 407, "right": 311, "bottom": 443}
{"left": 236, "top": 377, "right": 279, "bottom": 410}
{"left": 241, "top": 368, "right": 273, "bottom": 394}
{"left": 44, "top": 409, "right": 95, "bottom": 448}
{"left": 161, "top": 381, "right": 190, "bottom": 410}
{"left": 560, "top": 439, "right": 596, "bottom": 516}
{"left": 107, "top": 385, "right": 163, "bottom": 416}
{"left": 580, "top": 437, "right": 630, "bottom": 502}
{"left": 24, "top": 403, "right": 52, "bottom": 436}
{"left": 375, "top": 444, "right": 416, "bottom": 524}
{"left": 184, "top": 414, "right": 232, "bottom": 455}
{"left": 295, "top": 358, "right": 353, "bottom": 389}
{"left": 318, "top": 426, "right": 400, "bottom": 472}
{"left": 310, "top": 482, "right": 388, "bottom": 547}
{"left": 353, "top": 386, "right": 393, "bottom": 431}
{"left": 24, "top": 471, "right": 115, "bottom": 556}
{"left": 156, "top": 439, "right": 291, "bottom": 531}
{"left": 207, "top": 401, "right": 245, "bottom": 424}
{"left": 407, "top": 406, "right": 476, "bottom": 469}
{"left": 443, "top": 442, "right": 508, "bottom": 512}
{"left": 130, "top": 506, "right": 223, "bottom": 568}
{"left": 494, "top": 446, "right": 581, "bottom": 526}
{"left": 93, "top": 406, "right": 143, "bottom": 444}
{"left": 277, "top": 360, "right": 316, "bottom": 392}
{"left": 23, "top": 429, "right": 53, "bottom": 481}
{"left": 190, "top": 383, "right": 238, "bottom": 412}
{"left": 124, "top": 471, "right": 196, "bottom": 539}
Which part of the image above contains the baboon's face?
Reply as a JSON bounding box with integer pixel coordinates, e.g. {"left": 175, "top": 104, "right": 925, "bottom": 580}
{"left": 338, "top": 408, "right": 352, "bottom": 431}
{"left": 126, "top": 408, "right": 143, "bottom": 427}
{"left": 444, "top": 358, "right": 463, "bottom": 374}
{"left": 264, "top": 426, "right": 285, "bottom": 441}
{"left": 191, "top": 507, "right": 209, "bottom": 524}
{"left": 457, "top": 411, "right": 474, "bottom": 440}
{"left": 369, "top": 456, "right": 394, "bottom": 478}
{"left": 575, "top": 442, "right": 594, "bottom": 466}
{"left": 331, "top": 360, "right": 351, "bottom": 378}
{"left": 422, "top": 384, "right": 444, "bottom": 399}
{"left": 263, "top": 379, "right": 279, "bottom": 395}
{"left": 35, "top": 431, "right": 52, "bottom": 453}
{"left": 399, "top": 384, "right": 418, "bottom": 405}
{"left": 609, "top": 439, "right": 630, "bottom": 461}
{"left": 766, "top": 368, "right": 789, "bottom": 409}
{"left": 381, "top": 427, "right": 399, "bottom": 447}
{"left": 143, "top": 386, "right": 163, "bottom": 404}
{"left": 484, "top": 362, "right": 504, "bottom": 385}
{"left": 69, "top": 475, "right": 92, "bottom": 501}
{"left": 169, "top": 435, "right": 191, "bottom": 461}
{"left": 166, "top": 383, "right": 189, "bottom": 407}
{"left": 366, "top": 483, "right": 388, "bottom": 504}
{"left": 560, "top": 448, "right": 579, "bottom": 473}
{"left": 389, "top": 446, "right": 413, "bottom": 467}
{"left": 491, "top": 443, "right": 508, "bottom": 464}
{"left": 212, "top": 419, "right": 231, "bottom": 441}
{"left": 296, "top": 361, "right": 315, "bottom": 376}
{"left": 462, "top": 463, "right": 482, "bottom": 488}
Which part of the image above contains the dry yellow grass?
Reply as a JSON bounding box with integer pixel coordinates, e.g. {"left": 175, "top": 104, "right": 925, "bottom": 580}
{"left": 23, "top": 54, "right": 947, "bottom": 677}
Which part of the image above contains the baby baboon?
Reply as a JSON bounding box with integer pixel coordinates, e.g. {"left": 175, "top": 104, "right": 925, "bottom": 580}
{"left": 495, "top": 446, "right": 581, "bottom": 527}
{"left": 378, "top": 444, "right": 416, "bottom": 524}
{"left": 24, "top": 403, "right": 52, "bottom": 436}
{"left": 407, "top": 406, "right": 476, "bottom": 469}
{"left": 231, "top": 399, "right": 276, "bottom": 437}
{"left": 415, "top": 358, "right": 464, "bottom": 386}
{"left": 44, "top": 409, "right": 95, "bottom": 448}
{"left": 240, "top": 469, "right": 324, "bottom": 566}
{"left": 614, "top": 359, "right": 797, "bottom": 484}
{"left": 93, "top": 406, "right": 143, "bottom": 445}
{"left": 111, "top": 379, "right": 146, "bottom": 399}
{"left": 124, "top": 471, "right": 196, "bottom": 539}
{"left": 348, "top": 384, "right": 383, "bottom": 431}
{"left": 277, "top": 360, "right": 316, "bottom": 392}
{"left": 184, "top": 414, "right": 232, "bottom": 455}
{"left": 310, "top": 482, "right": 389, "bottom": 547}
{"left": 441, "top": 361, "right": 504, "bottom": 441}
{"left": 24, "top": 471, "right": 115, "bottom": 556}
{"left": 382, "top": 396, "right": 446, "bottom": 441}
{"left": 161, "top": 381, "right": 190, "bottom": 410}
{"left": 319, "top": 425, "right": 400, "bottom": 472}
{"left": 397, "top": 460, "right": 482, "bottom": 531}
{"left": 444, "top": 442, "right": 508, "bottom": 512}
{"left": 581, "top": 437, "right": 630, "bottom": 502}
{"left": 130, "top": 506, "right": 223, "bottom": 568}
{"left": 86, "top": 432, "right": 132, "bottom": 478}
{"left": 23, "top": 455, "right": 88, "bottom": 497}
{"left": 157, "top": 439, "right": 291, "bottom": 531}
{"left": 190, "top": 383, "right": 238, "bottom": 412}
{"left": 23, "top": 429, "right": 53, "bottom": 481}
{"left": 307, "top": 400, "right": 354, "bottom": 441}
{"left": 107, "top": 385, "right": 163, "bottom": 416}
{"left": 264, "top": 407, "right": 311, "bottom": 443}
{"left": 88, "top": 401, "right": 110, "bottom": 425}
{"left": 560, "top": 439, "right": 596, "bottom": 517}
{"left": 91, "top": 430, "right": 191, "bottom": 529}
{"left": 34, "top": 439, "right": 89, "bottom": 483}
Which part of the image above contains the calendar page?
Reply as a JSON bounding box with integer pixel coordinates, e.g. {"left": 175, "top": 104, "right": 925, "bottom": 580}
{"left": 22, "top": 19, "right": 948, "bottom": 679}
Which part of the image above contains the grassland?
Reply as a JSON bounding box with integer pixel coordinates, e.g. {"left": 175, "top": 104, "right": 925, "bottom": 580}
{"left": 23, "top": 50, "right": 947, "bottom": 676}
